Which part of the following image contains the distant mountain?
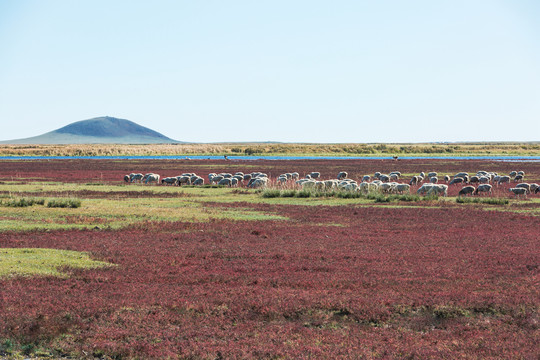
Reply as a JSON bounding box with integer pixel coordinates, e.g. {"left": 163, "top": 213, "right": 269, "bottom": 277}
{"left": 0, "top": 116, "right": 181, "bottom": 144}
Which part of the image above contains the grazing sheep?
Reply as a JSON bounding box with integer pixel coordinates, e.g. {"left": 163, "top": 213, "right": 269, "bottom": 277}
{"left": 389, "top": 171, "right": 402, "bottom": 177}
{"left": 218, "top": 178, "right": 233, "bottom": 187}
{"left": 359, "top": 182, "right": 378, "bottom": 193}
{"left": 509, "top": 171, "right": 517, "bottom": 178}
{"left": 379, "top": 183, "right": 396, "bottom": 193}
{"left": 517, "top": 171, "right": 525, "bottom": 177}
{"left": 143, "top": 173, "right": 160, "bottom": 185}
{"left": 309, "top": 172, "right": 321, "bottom": 179}
{"left": 161, "top": 177, "right": 178, "bottom": 186}
{"left": 498, "top": 176, "right": 510, "bottom": 185}
{"left": 323, "top": 180, "right": 339, "bottom": 190}
{"left": 479, "top": 176, "right": 490, "bottom": 184}
{"left": 417, "top": 183, "right": 447, "bottom": 197}
{"left": 454, "top": 172, "right": 469, "bottom": 179}
{"left": 427, "top": 172, "right": 437, "bottom": 178}
{"left": 130, "top": 173, "right": 144, "bottom": 183}
{"left": 248, "top": 176, "right": 269, "bottom": 188}
{"left": 379, "top": 174, "right": 390, "bottom": 183}
{"left": 409, "top": 176, "right": 422, "bottom": 185}
{"left": 192, "top": 177, "right": 204, "bottom": 185}
{"left": 395, "top": 184, "right": 410, "bottom": 194}
{"left": 176, "top": 176, "right": 191, "bottom": 186}
{"left": 208, "top": 173, "right": 217, "bottom": 183}
{"left": 458, "top": 186, "right": 476, "bottom": 197}
{"left": 474, "top": 184, "right": 492, "bottom": 195}
{"left": 362, "top": 175, "right": 371, "bottom": 182}
{"left": 212, "top": 175, "right": 224, "bottom": 184}
{"left": 249, "top": 178, "right": 268, "bottom": 188}
{"left": 430, "top": 177, "right": 438, "bottom": 184}
{"left": 243, "top": 174, "right": 252, "bottom": 182}
{"left": 291, "top": 172, "right": 300, "bottom": 179}
{"left": 374, "top": 172, "right": 381, "bottom": 179}
{"left": 469, "top": 176, "right": 480, "bottom": 184}
{"left": 389, "top": 174, "right": 399, "bottom": 181}
{"left": 514, "top": 174, "right": 524, "bottom": 182}
{"left": 509, "top": 187, "right": 527, "bottom": 197}
{"left": 417, "top": 184, "right": 434, "bottom": 195}
{"left": 231, "top": 178, "right": 239, "bottom": 187}
{"left": 429, "top": 184, "right": 448, "bottom": 197}
{"left": 124, "top": 174, "right": 131, "bottom": 183}
{"left": 444, "top": 175, "right": 450, "bottom": 183}
{"left": 337, "top": 171, "right": 348, "bottom": 180}
{"left": 233, "top": 174, "right": 244, "bottom": 181}
{"left": 301, "top": 180, "right": 317, "bottom": 189}
{"left": 419, "top": 172, "right": 425, "bottom": 178}
{"left": 515, "top": 183, "right": 531, "bottom": 192}
{"left": 449, "top": 177, "right": 465, "bottom": 185}
{"left": 529, "top": 183, "right": 539, "bottom": 193}
{"left": 343, "top": 183, "right": 359, "bottom": 191}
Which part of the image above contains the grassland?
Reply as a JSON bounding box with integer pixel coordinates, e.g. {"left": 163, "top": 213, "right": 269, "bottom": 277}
{"left": 0, "top": 179, "right": 539, "bottom": 234}
{"left": 0, "top": 248, "right": 114, "bottom": 278}
{"left": 0, "top": 142, "right": 539, "bottom": 157}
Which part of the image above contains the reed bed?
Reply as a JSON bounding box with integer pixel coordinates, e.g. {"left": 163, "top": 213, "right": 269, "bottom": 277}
{"left": 0, "top": 143, "right": 539, "bottom": 157}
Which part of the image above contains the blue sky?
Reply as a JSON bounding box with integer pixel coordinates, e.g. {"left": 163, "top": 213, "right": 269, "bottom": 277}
{"left": 1, "top": 1, "right": 539, "bottom": 142}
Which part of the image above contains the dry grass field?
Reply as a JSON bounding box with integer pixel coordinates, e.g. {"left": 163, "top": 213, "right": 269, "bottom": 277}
{"left": 0, "top": 142, "right": 539, "bottom": 157}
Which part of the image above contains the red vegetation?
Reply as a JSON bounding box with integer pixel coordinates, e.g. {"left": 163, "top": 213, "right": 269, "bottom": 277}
{"left": 1, "top": 158, "right": 539, "bottom": 186}
{"left": 1, "top": 204, "right": 539, "bottom": 358}
{"left": 0, "top": 159, "right": 538, "bottom": 358}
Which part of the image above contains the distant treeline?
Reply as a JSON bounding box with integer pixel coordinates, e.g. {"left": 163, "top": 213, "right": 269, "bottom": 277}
{"left": 0, "top": 143, "right": 539, "bottom": 157}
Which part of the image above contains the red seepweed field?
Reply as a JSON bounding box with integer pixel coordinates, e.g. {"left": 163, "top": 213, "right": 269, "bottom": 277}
{"left": 0, "top": 158, "right": 539, "bottom": 359}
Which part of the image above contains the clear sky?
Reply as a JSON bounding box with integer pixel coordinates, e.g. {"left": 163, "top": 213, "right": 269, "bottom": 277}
{"left": 1, "top": 1, "right": 539, "bottom": 143}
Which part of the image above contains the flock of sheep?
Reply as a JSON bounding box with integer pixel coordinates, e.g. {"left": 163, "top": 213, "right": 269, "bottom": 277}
{"left": 123, "top": 169, "right": 538, "bottom": 198}
{"left": 123, "top": 171, "right": 270, "bottom": 188}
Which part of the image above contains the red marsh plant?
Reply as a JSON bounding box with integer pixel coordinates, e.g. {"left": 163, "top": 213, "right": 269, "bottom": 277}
{"left": 0, "top": 204, "right": 538, "bottom": 358}
{"left": 1, "top": 159, "right": 539, "bottom": 185}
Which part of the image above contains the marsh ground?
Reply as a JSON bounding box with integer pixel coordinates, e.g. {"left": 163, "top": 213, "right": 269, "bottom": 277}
{"left": 0, "top": 159, "right": 538, "bottom": 359}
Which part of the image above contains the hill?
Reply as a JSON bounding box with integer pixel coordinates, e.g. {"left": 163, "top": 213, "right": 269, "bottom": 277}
{"left": 0, "top": 117, "right": 181, "bottom": 144}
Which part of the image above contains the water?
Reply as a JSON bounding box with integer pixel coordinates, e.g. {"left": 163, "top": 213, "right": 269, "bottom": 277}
{"left": 0, "top": 155, "right": 539, "bottom": 161}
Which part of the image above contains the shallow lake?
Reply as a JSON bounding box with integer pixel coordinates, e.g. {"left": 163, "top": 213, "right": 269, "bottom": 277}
{"left": 1, "top": 155, "right": 540, "bottom": 161}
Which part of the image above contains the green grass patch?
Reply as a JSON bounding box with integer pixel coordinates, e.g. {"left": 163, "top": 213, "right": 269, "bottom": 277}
{"left": 261, "top": 188, "right": 435, "bottom": 202}
{"left": 46, "top": 198, "right": 82, "bottom": 208}
{"left": 261, "top": 189, "right": 281, "bottom": 198}
{"left": 0, "top": 196, "right": 287, "bottom": 232}
{"left": 456, "top": 197, "right": 509, "bottom": 205}
{"left": 0, "top": 248, "right": 115, "bottom": 278}
{"left": 367, "top": 193, "right": 438, "bottom": 202}
{"left": 1, "top": 197, "right": 45, "bottom": 207}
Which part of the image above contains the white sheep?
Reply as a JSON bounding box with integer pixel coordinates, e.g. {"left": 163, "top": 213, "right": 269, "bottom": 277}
{"left": 509, "top": 187, "right": 527, "bottom": 197}
{"left": 458, "top": 186, "right": 475, "bottom": 197}
{"left": 474, "top": 184, "right": 492, "bottom": 195}
{"left": 143, "top": 173, "right": 160, "bottom": 185}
